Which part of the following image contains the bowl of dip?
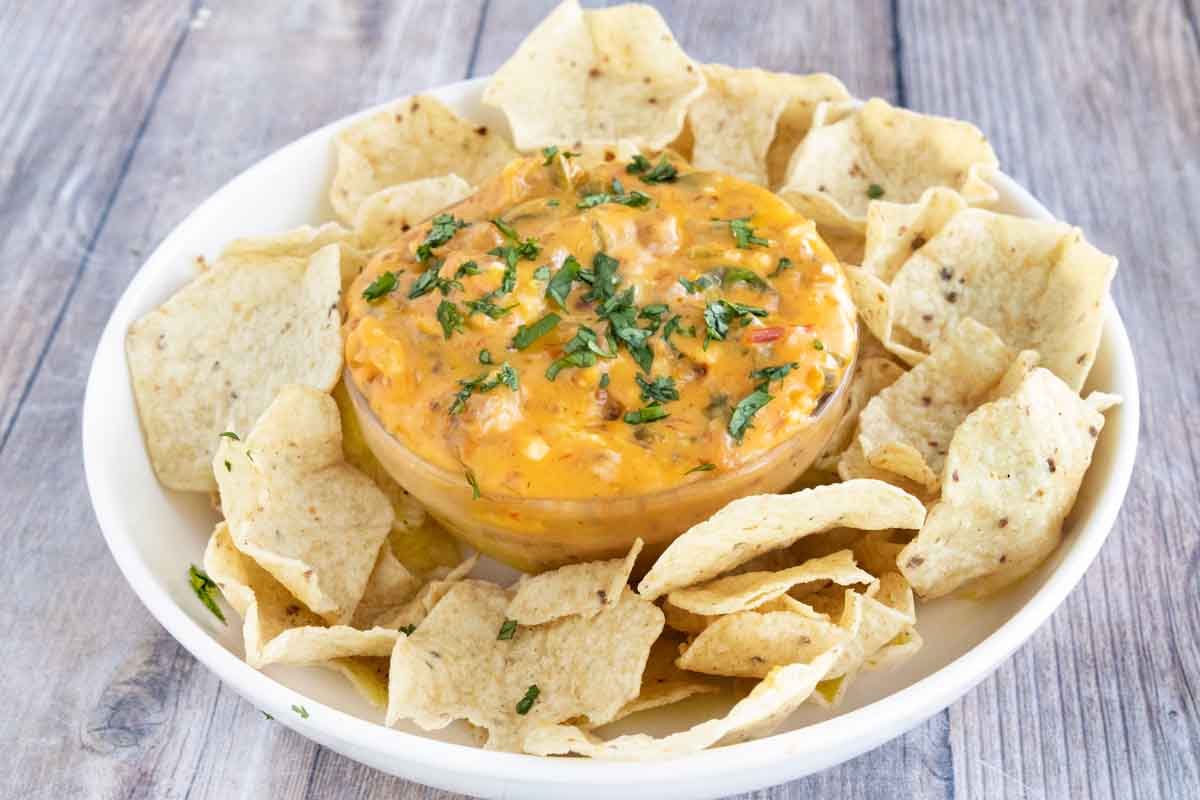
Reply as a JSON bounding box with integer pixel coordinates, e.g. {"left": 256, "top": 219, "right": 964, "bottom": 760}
{"left": 343, "top": 153, "right": 858, "bottom": 571}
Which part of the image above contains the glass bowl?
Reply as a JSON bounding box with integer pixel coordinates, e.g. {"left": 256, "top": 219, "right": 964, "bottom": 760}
{"left": 344, "top": 350, "right": 856, "bottom": 573}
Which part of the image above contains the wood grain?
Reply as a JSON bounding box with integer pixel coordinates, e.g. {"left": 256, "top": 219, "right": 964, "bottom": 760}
{"left": 0, "top": 1, "right": 1195, "bottom": 799}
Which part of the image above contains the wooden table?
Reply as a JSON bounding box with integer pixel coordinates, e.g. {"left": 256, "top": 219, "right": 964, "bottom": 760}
{"left": 2, "top": 1, "right": 1195, "bottom": 797}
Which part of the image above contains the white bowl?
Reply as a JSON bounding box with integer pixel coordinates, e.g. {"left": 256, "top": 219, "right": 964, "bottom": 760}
{"left": 83, "top": 77, "right": 1139, "bottom": 800}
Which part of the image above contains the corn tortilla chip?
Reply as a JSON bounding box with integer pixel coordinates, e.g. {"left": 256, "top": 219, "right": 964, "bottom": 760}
{"left": 859, "top": 197, "right": 1117, "bottom": 389}
{"left": 509, "top": 539, "right": 643, "bottom": 625}
{"left": 676, "top": 610, "right": 847, "bottom": 679}
{"left": 638, "top": 480, "right": 927, "bottom": 601}
{"left": 667, "top": 550, "right": 873, "bottom": 616}
{"left": 127, "top": 243, "right": 343, "bottom": 491}
{"left": 779, "top": 98, "right": 998, "bottom": 233}
{"left": 214, "top": 385, "right": 393, "bottom": 625}
{"left": 203, "top": 524, "right": 399, "bottom": 667}
{"left": 836, "top": 439, "right": 935, "bottom": 500}
{"left": 350, "top": 544, "right": 423, "bottom": 629}
{"left": 853, "top": 318, "right": 1024, "bottom": 491}
{"left": 353, "top": 175, "right": 473, "bottom": 251}
{"left": 482, "top": 0, "right": 704, "bottom": 151}
{"left": 325, "top": 657, "right": 390, "bottom": 709}
{"left": 899, "top": 368, "right": 1115, "bottom": 598}
{"left": 604, "top": 638, "right": 723, "bottom": 723}
{"left": 221, "top": 222, "right": 367, "bottom": 290}
{"left": 814, "top": 357, "right": 906, "bottom": 472}
{"left": 765, "top": 73, "right": 851, "bottom": 189}
{"left": 331, "top": 95, "right": 518, "bottom": 222}
{"left": 386, "top": 581, "right": 662, "bottom": 752}
{"left": 687, "top": 66, "right": 845, "bottom": 186}
{"left": 523, "top": 647, "right": 841, "bottom": 759}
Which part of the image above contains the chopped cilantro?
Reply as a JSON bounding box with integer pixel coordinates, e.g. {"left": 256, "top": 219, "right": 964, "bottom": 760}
{"left": 513, "top": 312, "right": 561, "bottom": 350}
{"left": 219, "top": 431, "right": 240, "bottom": 441}
{"left": 262, "top": 712, "right": 273, "bottom": 720}
{"left": 455, "top": 260, "right": 481, "bottom": 278}
{"left": 409, "top": 261, "right": 462, "bottom": 299}
{"left": 399, "top": 624, "right": 416, "bottom": 636}
{"left": 416, "top": 214, "right": 468, "bottom": 262}
{"left": 584, "top": 252, "right": 621, "bottom": 303}
{"left": 679, "top": 273, "right": 720, "bottom": 294}
{"left": 640, "top": 303, "right": 669, "bottom": 318}
{"left": 188, "top": 565, "right": 226, "bottom": 624}
{"left": 546, "top": 255, "right": 582, "bottom": 308}
{"left": 362, "top": 271, "right": 398, "bottom": 301}
{"left": 224, "top": 460, "right": 231, "bottom": 472}
{"left": 577, "top": 178, "right": 652, "bottom": 209}
{"left": 449, "top": 364, "right": 519, "bottom": 415}
{"left": 541, "top": 145, "right": 578, "bottom": 164}
{"left": 729, "top": 388, "right": 772, "bottom": 443}
{"left": 436, "top": 300, "right": 465, "bottom": 339}
{"left": 627, "top": 154, "right": 677, "bottom": 183}
{"left": 721, "top": 267, "right": 770, "bottom": 291}
{"left": 686, "top": 463, "right": 716, "bottom": 474}
{"left": 813, "top": 338, "right": 825, "bottom": 351}
{"left": 624, "top": 404, "right": 670, "bottom": 425}
{"left": 867, "top": 183, "right": 885, "bottom": 199}
{"left": 546, "top": 325, "right": 615, "bottom": 380}
{"left": 722, "top": 217, "right": 769, "bottom": 249}
{"left": 516, "top": 685, "right": 540, "bottom": 715}
{"left": 478, "top": 349, "right": 493, "bottom": 365}
{"left": 292, "top": 704, "right": 309, "bottom": 719}
{"left": 602, "top": 289, "right": 655, "bottom": 373}
{"left": 636, "top": 374, "right": 679, "bottom": 403}
{"left": 769, "top": 257, "right": 793, "bottom": 277}
{"left": 497, "top": 619, "right": 518, "bottom": 640}
{"left": 750, "top": 362, "right": 799, "bottom": 386}
{"left": 466, "top": 469, "right": 481, "bottom": 500}
{"left": 546, "top": 199, "right": 560, "bottom": 208}
{"left": 704, "top": 299, "right": 768, "bottom": 345}
{"left": 533, "top": 264, "right": 551, "bottom": 281}
{"left": 662, "top": 315, "right": 696, "bottom": 349}
{"left": 599, "top": 373, "right": 610, "bottom": 389}
{"left": 465, "top": 296, "right": 517, "bottom": 319}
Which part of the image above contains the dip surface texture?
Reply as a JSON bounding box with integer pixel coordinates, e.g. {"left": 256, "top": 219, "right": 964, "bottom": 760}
{"left": 345, "top": 154, "right": 856, "bottom": 499}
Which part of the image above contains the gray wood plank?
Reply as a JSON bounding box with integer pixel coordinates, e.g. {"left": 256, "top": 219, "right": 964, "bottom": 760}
{"left": 0, "top": 0, "right": 193, "bottom": 449}
{"left": 0, "top": 2, "right": 483, "bottom": 799}
{"left": 896, "top": 2, "right": 1200, "bottom": 799}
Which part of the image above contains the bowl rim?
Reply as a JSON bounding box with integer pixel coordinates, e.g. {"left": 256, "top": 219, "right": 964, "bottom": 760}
{"left": 82, "top": 76, "right": 1140, "bottom": 790}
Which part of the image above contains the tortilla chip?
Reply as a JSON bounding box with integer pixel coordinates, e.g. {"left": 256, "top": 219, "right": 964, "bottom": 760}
{"left": 220, "top": 222, "right": 368, "bottom": 290}
{"left": 638, "top": 480, "right": 927, "bottom": 601}
{"left": 676, "top": 610, "right": 847, "bottom": 679}
{"left": 127, "top": 243, "right": 343, "bottom": 491}
{"left": 865, "top": 627, "right": 924, "bottom": 672}
{"left": 852, "top": 530, "right": 913, "bottom": 577}
{"left": 667, "top": 550, "right": 873, "bottom": 616}
{"left": 350, "top": 544, "right": 423, "bottom": 628}
{"left": 370, "top": 555, "right": 478, "bottom": 632}
{"left": 836, "top": 439, "right": 936, "bottom": 500}
{"left": 662, "top": 601, "right": 714, "bottom": 635}
{"left": 326, "top": 657, "right": 391, "bottom": 709}
{"left": 853, "top": 318, "right": 1024, "bottom": 491}
{"left": 686, "top": 66, "right": 846, "bottom": 186}
{"left": 816, "top": 576, "right": 915, "bottom": 701}
{"left": 334, "top": 381, "right": 461, "bottom": 574}
{"left": 814, "top": 357, "right": 906, "bottom": 472}
{"left": 779, "top": 98, "right": 998, "bottom": 233}
{"left": 203, "top": 524, "right": 399, "bottom": 667}
{"left": 858, "top": 186, "right": 969, "bottom": 283}
{"left": 482, "top": 0, "right": 704, "bottom": 151}
{"left": 214, "top": 385, "right": 393, "bottom": 624}
{"left": 331, "top": 95, "right": 518, "bottom": 221}
{"left": 765, "top": 74, "right": 852, "bottom": 189}
{"left": 899, "top": 368, "right": 1114, "bottom": 598}
{"left": 509, "top": 539, "right": 643, "bottom": 625}
{"left": 858, "top": 195, "right": 1117, "bottom": 389}
{"left": 523, "top": 647, "right": 841, "bottom": 759}
{"left": 820, "top": 229, "right": 866, "bottom": 266}
{"left": 605, "top": 638, "right": 723, "bottom": 722}
{"left": 353, "top": 175, "right": 473, "bottom": 250}
{"left": 386, "top": 581, "right": 663, "bottom": 752}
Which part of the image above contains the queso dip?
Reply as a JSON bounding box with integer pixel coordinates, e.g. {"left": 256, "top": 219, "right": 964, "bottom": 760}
{"left": 345, "top": 152, "right": 857, "bottom": 498}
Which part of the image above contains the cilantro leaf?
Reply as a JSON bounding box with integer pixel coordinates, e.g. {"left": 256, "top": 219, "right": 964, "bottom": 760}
{"left": 188, "top": 565, "right": 226, "bottom": 624}
{"left": 750, "top": 362, "right": 799, "bottom": 386}
{"left": 546, "top": 255, "right": 582, "bottom": 308}
{"left": 627, "top": 154, "right": 677, "bottom": 183}
{"left": 679, "top": 273, "right": 720, "bottom": 294}
{"left": 292, "top": 704, "right": 309, "bottom": 719}
{"left": 466, "top": 469, "right": 481, "bottom": 500}
{"left": 545, "top": 326, "right": 615, "bottom": 380}
{"left": 449, "top": 364, "right": 520, "bottom": 415}
{"left": 455, "top": 260, "right": 480, "bottom": 278}
{"left": 636, "top": 374, "right": 679, "bottom": 403}
{"left": 533, "top": 264, "right": 551, "bottom": 281}
{"left": 362, "top": 271, "right": 398, "bottom": 301}
{"left": 512, "top": 313, "right": 561, "bottom": 350}
{"left": 867, "top": 183, "right": 885, "bottom": 199}
{"left": 497, "top": 619, "right": 518, "bottom": 640}
{"left": 623, "top": 404, "right": 670, "bottom": 425}
{"left": 219, "top": 431, "right": 240, "bottom": 441}
{"left": 399, "top": 624, "right": 416, "bottom": 636}
{"left": 478, "top": 349, "right": 492, "bottom": 364}
{"left": 516, "top": 685, "right": 540, "bottom": 715}
{"left": 721, "top": 267, "right": 770, "bottom": 291}
{"left": 729, "top": 388, "right": 772, "bottom": 442}
{"left": 686, "top": 463, "right": 716, "bottom": 474}
{"left": 769, "top": 257, "right": 793, "bottom": 277}
{"left": 721, "top": 217, "right": 769, "bottom": 249}
{"left": 409, "top": 261, "right": 462, "bottom": 299}
{"left": 577, "top": 178, "right": 652, "bottom": 209}
{"left": 584, "top": 252, "right": 621, "bottom": 303}
{"left": 465, "top": 296, "right": 517, "bottom": 319}
{"left": 541, "top": 145, "right": 578, "bottom": 165}
{"left": 416, "top": 214, "right": 468, "bottom": 262}
{"left": 703, "top": 300, "right": 768, "bottom": 346}
{"left": 436, "top": 300, "right": 465, "bottom": 339}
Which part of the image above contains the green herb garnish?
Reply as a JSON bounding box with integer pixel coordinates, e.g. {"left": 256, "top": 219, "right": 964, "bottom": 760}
{"left": 455, "top": 260, "right": 481, "bottom": 278}
{"left": 513, "top": 312, "right": 561, "bottom": 350}
{"left": 465, "top": 296, "right": 518, "bottom": 319}
{"left": 729, "top": 388, "right": 772, "bottom": 442}
{"left": 662, "top": 315, "right": 696, "bottom": 350}
{"left": 399, "top": 624, "right": 416, "bottom": 636}
{"left": 409, "top": 261, "right": 462, "bottom": 299}
{"left": 686, "top": 463, "right": 716, "bottom": 474}
{"left": 546, "top": 255, "right": 582, "bottom": 308}
{"left": 188, "top": 565, "right": 226, "bottom": 624}
{"left": 599, "top": 373, "right": 610, "bottom": 389}
{"left": 219, "top": 431, "right": 240, "bottom": 441}
{"left": 703, "top": 299, "right": 768, "bottom": 345}
{"left": 533, "top": 264, "right": 551, "bottom": 281}
{"left": 478, "top": 349, "right": 493, "bottom": 365}
{"left": 362, "top": 271, "right": 399, "bottom": 301}
{"left": 516, "top": 685, "right": 540, "bottom": 715}
{"left": 497, "top": 619, "right": 518, "bottom": 640}
{"left": 292, "top": 704, "right": 309, "bottom": 719}
{"left": 546, "top": 325, "right": 615, "bottom": 380}
{"left": 466, "top": 469, "right": 481, "bottom": 500}
{"left": 546, "top": 199, "right": 560, "bottom": 208}
{"left": 577, "top": 178, "right": 652, "bottom": 209}
{"left": 722, "top": 217, "right": 769, "bottom": 249}
{"left": 449, "top": 364, "right": 519, "bottom": 415}
{"left": 416, "top": 214, "right": 468, "bottom": 262}
{"left": 541, "top": 145, "right": 578, "bottom": 164}
{"left": 769, "top": 257, "right": 793, "bottom": 277}
{"left": 436, "top": 300, "right": 465, "bottom": 339}
{"left": 627, "top": 154, "right": 678, "bottom": 183}
{"left": 750, "top": 362, "right": 799, "bottom": 386}
{"left": 721, "top": 267, "right": 770, "bottom": 291}
{"left": 224, "top": 460, "right": 231, "bottom": 472}
{"left": 867, "top": 183, "right": 885, "bottom": 199}
{"left": 636, "top": 374, "right": 679, "bottom": 403}
{"left": 679, "top": 273, "right": 720, "bottom": 294}
{"left": 624, "top": 404, "right": 670, "bottom": 425}
{"left": 584, "top": 252, "right": 621, "bottom": 303}
{"left": 813, "top": 339, "right": 825, "bottom": 351}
